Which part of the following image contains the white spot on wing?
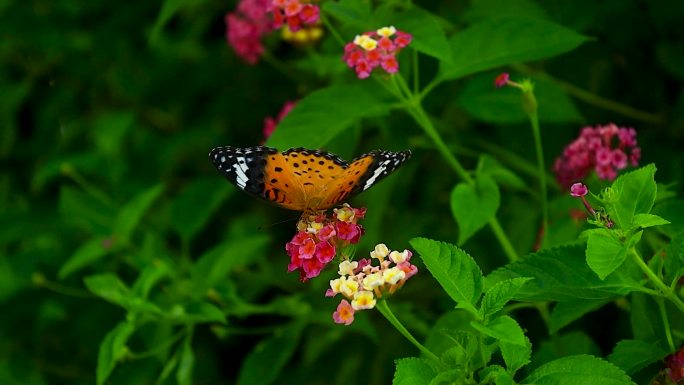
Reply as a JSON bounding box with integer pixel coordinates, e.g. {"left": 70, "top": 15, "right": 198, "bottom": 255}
{"left": 233, "top": 156, "right": 248, "bottom": 188}
{"left": 363, "top": 160, "right": 391, "bottom": 191}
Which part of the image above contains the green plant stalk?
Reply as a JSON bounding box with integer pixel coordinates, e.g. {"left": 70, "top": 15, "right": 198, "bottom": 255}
{"left": 392, "top": 74, "right": 519, "bottom": 262}
{"left": 528, "top": 108, "right": 549, "bottom": 245}
{"left": 320, "top": 12, "right": 345, "bottom": 46}
{"left": 655, "top": 296, "right": 675, "bottom": 351}
{"left": 61, "top": 164, "right": 115, "bottom": 207}
{"left": 34, "top": 275, "right": 95, "bottom": 298}
{"left": 631, "top": 249, "right": 684, "bottom": 314}
{"left": 511, "top": 64, "right": 665, "bottom": 124}
{"left": 375, "top": 299, "right": 441, "bottom": 364}
{"left": 412, "top": 49, "right": 419, "bottom": 95}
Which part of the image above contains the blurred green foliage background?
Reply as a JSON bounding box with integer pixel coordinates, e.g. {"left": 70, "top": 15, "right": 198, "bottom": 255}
{"left": 1, "top": 0, "right": 684, "bottom": 384}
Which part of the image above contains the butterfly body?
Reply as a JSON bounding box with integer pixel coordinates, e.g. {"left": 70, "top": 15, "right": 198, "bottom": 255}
{"left": 209, "top": 146, "right": 411, "bottom": 211}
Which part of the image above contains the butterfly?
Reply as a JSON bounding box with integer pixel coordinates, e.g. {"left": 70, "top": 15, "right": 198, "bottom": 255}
{"left": 209, "top": 146, "right": 411, "bottom": 211}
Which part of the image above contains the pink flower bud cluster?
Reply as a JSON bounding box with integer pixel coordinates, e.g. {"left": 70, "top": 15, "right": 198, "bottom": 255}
{"left": 271, "top": 0, "right": 320, "bottom": 32}
{"left": 664, "top": 346, "right": 684, "bottom": 382}
{"left": 225, "top": 0, "right": 273, "bottom": 64}
{"left": 553, "top": 123, "right": 641, "bottom": 188}
{"left": 494, "top": 73, "right": 510, "bottom": 88}
{"left": 263, "top": 100, "right": 296, "bottom": 140}
{"left": 286, "top": 204, "right": 365, "bottom": 281}
{"left": 328, "top": 244, "right": 418, "bottom": 325}
{"left": 343, "top": 26, "right": 412, "bottom": 79}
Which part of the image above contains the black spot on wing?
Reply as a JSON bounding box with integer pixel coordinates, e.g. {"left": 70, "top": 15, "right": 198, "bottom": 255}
{"left": 283, "top": 147, "right": 348, "bottom": 167}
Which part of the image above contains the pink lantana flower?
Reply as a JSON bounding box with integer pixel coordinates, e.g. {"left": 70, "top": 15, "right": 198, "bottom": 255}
{"left": 271, "top": 0, "right": 320, "bottom": 32}
{"left": 328, "top": 244, "right": 418, "bottom": 325}
{"left": 569, "top": 183, "right": 615, "bottom": 229}
{"left": 286, "top": 204, "right": 366, "bottom": 281}
{"left": 343, "top": 26, "right": 412, "bottom": 79}
{"left": 225, "top": 0, "right": 273, "bottom": 64}
{"left": 494, "top": 73, "right": 510, "bottom": 88}
{"left": 553, "top": 123, "right": 641, "bottom": 188}
{"left": 332, "top": 300, "right": 355, "bottom": 325}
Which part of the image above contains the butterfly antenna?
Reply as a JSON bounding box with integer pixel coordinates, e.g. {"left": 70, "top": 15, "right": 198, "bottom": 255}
{"left": 256, "top": 215, "right": 300, "bottom": 231}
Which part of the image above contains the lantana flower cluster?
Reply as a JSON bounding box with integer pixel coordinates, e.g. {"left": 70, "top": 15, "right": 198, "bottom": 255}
{"left": 664, "top": 346, "right": 684, "bottom": 383}
{"left": 553, "top": 123, "right": 641, "bottom": 188}
{"left": 226, "top": 0, "right": 321, "bottom": 64}
{"left": 270, "top": 0, "right": 320, "bottom": 32}
{"left": 225, "top": 0, "right": 273, "bottom": 64}
{"left": 327, "top": 244, "right": 418, "bottom": 325}
{"left": 286, "top": 204, "right": 365, "bottom": 281}
{"left": 343, "top": 26, "right": 412, "bottom": 79}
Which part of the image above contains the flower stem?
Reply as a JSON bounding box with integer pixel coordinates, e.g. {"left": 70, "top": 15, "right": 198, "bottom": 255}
{"left": 528, "top": 108, "right": 549, "bottom": 246}
{"left": 631, "top": 249, "right": 684, "bottom": 314}
{"left": 655, "top": 296, "right": 675, "bottom": 351}
{"left": 393, "top": 74, "right": 519, "bottom": 262}
{"left": 61, "top": 164, "right": 114, "bottom": 207}
{"left": 375, "top": 299, "right": 441, "bottom": 364}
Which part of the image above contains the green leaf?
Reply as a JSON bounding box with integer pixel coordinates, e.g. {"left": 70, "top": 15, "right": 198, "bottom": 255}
{"left": 476, "top": 155, "right": 527, "bottom": 191}
{"left": 480, "top": 277, "right": 533, "bottom": 318}
{"left": 486, "top": 244, "right": 639, "bottom": 301}
{"left": 84, "top": 274, "right": 132, "bottom": 308}
{"left": 630, "top": 292, "right": 665, "bottom": 343}
{"left": 451, "top": 174, "right": 500, "bottom": 245}
{"left": 91, "top": 111, "right": 134, "bottom": 156}
{"left": 585, "top": 228, "right": 629, "bottom": 279}
{"left": 410, "top": 238, "right": 483, "bottom": 313}
{"left": 237, "top": 323, "right": 303, "bottom": 385}
{"left": 522, "top": 355, "right": 636, "bottom": 385}
{"left": 375, "top": 5, "right": 451, "bottom": 64}
{"left": 463, "top": 0, "right": 549, "bottom": 22}
{"left": 479, "top": 365, "right": 514, "bottom": 385}
{"left": 176, "top": 332, "right": 195, "bottom": 385}
{"left": 609, "top": 164, "right": 657, "bottom": 229}
{"left": 429, "top": 368, "right": 469, "bottom": 384}
{"left": 424, "top": 310, "right": 477, "bottom": 357}
{"left": 0, "top": 255, "right": 28, "bottom": 303}
{"left": 96, "top": 321, "right": 135, "bottom": 385}
{"left": 632, "top": 213, "right": 670, "bottom": 229}
{"left": 528, "top": 331, "right": 601, "bottom": 373}
{"left": 170, "top": 177, "right": 233, "bottom": 243}
{"left": 167, "top": 302, "right": 227, "bottom": 324}
{"left": 501, "top": 335, "right": 532, "bottom": 375}
{"left": 458, "top": 74, "right": 583, "bottom": 124}
{"left": 392, "top": 358, "right": 436, "bottom": 385}
{"left": 113, "top": 184, "right": 164, "bottom": 242}
{"left": 549, "top": 299, "right": 611, "bottom": 334}
{"left": 608, "top": 340, "right": 669, "bottom": 375}
{"left": 191, "top": 235, "right": 270, "bottom": 297}
{"left": 322, "top": 0, "right": 371, "bottom": 28}
{"left": 131, "top": 262, "right": 170, "bottom": 299}
{"left": 266, "top": 84, "right": 390, "bottom": 150}
{"left": 471, "top": 315, "right": 526, "bottom": 346}
{"left": 652, "top": 200, "right": 684, "bottom": 237}
{"left": 58, "top": 185, "right": 114, "bottom": 232}
{"left": 58, "top": 236, "right": 111, "bottom": 279}
{"left": 440, "top": 17, "right": 588, "bottom": 80}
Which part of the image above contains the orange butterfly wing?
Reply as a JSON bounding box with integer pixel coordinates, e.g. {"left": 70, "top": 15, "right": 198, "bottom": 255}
{"left": 209, "top": 146, "right": 411, "bottom": 211}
